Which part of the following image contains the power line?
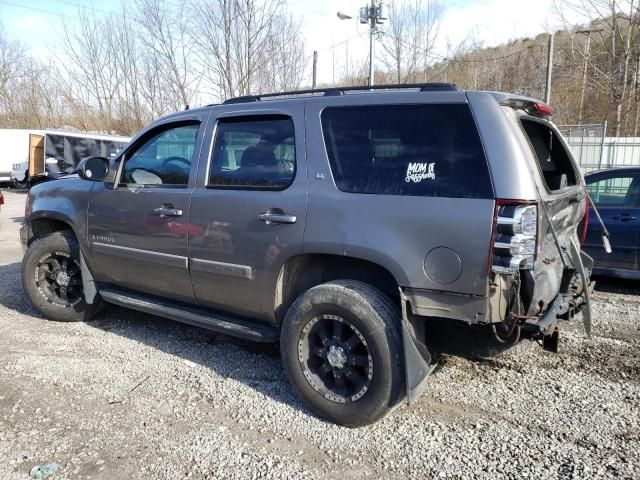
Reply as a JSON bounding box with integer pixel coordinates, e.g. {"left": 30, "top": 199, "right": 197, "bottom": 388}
{"left": 0, "top": 0, "right": 181, "bottom": 21}
{"left": 316, "top": 31, "right": 368, "bottom": 54}
{"left": 47, "top": 0, "right": 115, "bottom": 16}
{"left": 293, "top": 5, "right": 333, "bottom": 17}
{"left": 0, "top": 0, "right": 77, "bottom": 19}
{"left": 302, "top": 31, "right": 368, "bottom": 66}
{"left": 447, "top": 45, "right": 542, "bottom": 64}
{"left": 379, "top": 30, "right": 540, "bottom": 65}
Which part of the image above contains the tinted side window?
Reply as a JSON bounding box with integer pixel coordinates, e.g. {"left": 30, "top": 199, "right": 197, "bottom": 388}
{"left": 209, "top": 116, "right": 295, "bottom": 190}
{"left": 320, "top": 104, "right": 493, "bottom": 198}
{"left": 121, "top": 123, "right": 199, "bottom": 186}
{"left": 587, "top": 176, "right": 639, "bottom": 207}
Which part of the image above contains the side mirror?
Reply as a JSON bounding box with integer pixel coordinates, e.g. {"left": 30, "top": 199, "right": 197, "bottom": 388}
{"left": 78, "top": 156, "right": 110, "bottom": 182}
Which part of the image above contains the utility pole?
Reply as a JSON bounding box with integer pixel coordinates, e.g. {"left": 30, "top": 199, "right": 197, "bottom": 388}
{"left": 338, "top": 3, "right": 387, "bottom": 86}
{"left": 358, "top": 2, "right": 388, "bottom": 86}
{"left": 332, "top": 43, "right": 335, "bottom": 85}
{"left": 577, "top": 29, "right": 603, "bottom": 124}
{"left": 545, "top": 32, "right": 554, "bottom": 104}
{"left": 578, "top": 31, "right": 591, "bottom": 124}
{"left": 634, "top": 32, "right": 640, "bottom": 136}
{"left": 312, "top": 51, "right": 318, "bottom": 89}
{"left": 368, "top": 0, "right": 376, "bottom": 86}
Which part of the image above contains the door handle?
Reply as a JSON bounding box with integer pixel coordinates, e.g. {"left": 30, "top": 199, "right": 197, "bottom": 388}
{"left": 612, "top": 213, "right": 638, "bottom": 222}
{"left": 258, "top": 209, "right": 297, "bottom": 224}
{"left": 154, "top": 205, "right": 183, "bottom": 218}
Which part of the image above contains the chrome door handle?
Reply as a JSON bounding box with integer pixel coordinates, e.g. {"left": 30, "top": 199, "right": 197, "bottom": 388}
{"left": 154, "top": 206, "right": 183, "bottom": 218}
{"left": 258, "top": 211, "right": 297, "bottom": 224}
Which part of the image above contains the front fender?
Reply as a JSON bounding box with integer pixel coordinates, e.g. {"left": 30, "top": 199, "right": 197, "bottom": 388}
{"left": 26, "top": 178, "right": 96, "bottom": 269}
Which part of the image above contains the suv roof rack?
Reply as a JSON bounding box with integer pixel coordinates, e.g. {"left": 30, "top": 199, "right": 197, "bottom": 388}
{"left": 220, "top": 82, "right": 459, "bottom": 105}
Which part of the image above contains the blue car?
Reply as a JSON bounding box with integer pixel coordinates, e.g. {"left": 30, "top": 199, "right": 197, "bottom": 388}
{"left": 584, "top": 167, "right": 640, "bottom": 279}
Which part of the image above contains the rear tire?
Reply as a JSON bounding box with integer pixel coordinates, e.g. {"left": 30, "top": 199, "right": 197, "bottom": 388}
{"left": 22, "top": 231, "right": 103, "bottom": 322}
{"left": 280, "top": 280, "right": 404, "bottom": 427}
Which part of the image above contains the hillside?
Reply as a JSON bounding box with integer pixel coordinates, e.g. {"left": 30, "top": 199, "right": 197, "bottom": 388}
{"left": 421, "top": 21, "right": 638, "bottom": 136}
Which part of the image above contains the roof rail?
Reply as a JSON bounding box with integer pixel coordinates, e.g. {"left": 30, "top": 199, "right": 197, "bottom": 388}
{"left": 221, "top": 83, "right": 459, "bottom": 105}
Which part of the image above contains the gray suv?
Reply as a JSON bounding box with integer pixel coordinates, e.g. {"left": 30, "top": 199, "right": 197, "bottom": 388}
{"left": 20, "top": 84, "right": 593, "bottom": 426}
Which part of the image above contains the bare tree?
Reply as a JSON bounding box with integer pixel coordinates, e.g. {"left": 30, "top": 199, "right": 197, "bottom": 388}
{"left": 259, "top": 13, "right": 306, "bottom": 92}
{"left": 0, "top": 25, "right": 25, "bottom": 100}
{"left": 554, "top": 0, "right": 640, "bottom": 135}
{"left": 110, "top": 8, "right": 146, "bottom": 133}
{"left": 189, "top": 0, "right": 305, "bottom": 100}
{"left": 381, "top": 0, "right": 442, "bottom": 83}
{"left": 135, "top": 0, "right": 198, "bottom": 111}
{"left": 0, "top": 24, "right": 65, "bottom": 129}
{"left": 59, "top": 9, "right": 122, "bottom": 131}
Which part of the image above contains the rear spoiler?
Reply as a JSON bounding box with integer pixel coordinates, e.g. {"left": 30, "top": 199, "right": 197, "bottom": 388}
{"left": 499, "top": 98, "right": 554, "bottom": 118}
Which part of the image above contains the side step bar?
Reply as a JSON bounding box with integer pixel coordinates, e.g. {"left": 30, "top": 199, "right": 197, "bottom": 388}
{"left": 99, "top": 286, "right": 279, "bottom": 343}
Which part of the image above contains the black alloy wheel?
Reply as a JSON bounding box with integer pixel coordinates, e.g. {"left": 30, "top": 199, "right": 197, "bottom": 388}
{"left": 34, "top": 251, "right": 83, "bottom": 307}
{"left": 280, "top": 280, "right": 404, "bottom": 427}
{"left": 22, "top": 230, "right": 103, "bottom": 322}
{"left": 298, "top": 314, "right": 374, "bottom": 403}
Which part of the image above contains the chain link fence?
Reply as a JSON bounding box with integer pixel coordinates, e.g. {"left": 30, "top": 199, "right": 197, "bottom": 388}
{"left": 558, "top": 122, "right": 640, "bottom": 173}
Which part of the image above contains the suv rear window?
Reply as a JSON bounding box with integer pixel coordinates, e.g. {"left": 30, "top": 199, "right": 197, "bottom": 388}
{"left": 320, "top": 104, "right": 493, "bottom": 198}
{"left": 521, "top": 119, "right": 577, "bottom": 191}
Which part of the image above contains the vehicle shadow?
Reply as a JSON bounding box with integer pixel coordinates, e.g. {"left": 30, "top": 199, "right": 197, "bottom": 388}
{"left": 0, "top": 261, "right": 311, "bottom": 418}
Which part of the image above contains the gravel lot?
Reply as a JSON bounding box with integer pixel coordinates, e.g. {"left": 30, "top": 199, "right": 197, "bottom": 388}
{"left": 0, "top": 189, "right": 638, "bottom": 479}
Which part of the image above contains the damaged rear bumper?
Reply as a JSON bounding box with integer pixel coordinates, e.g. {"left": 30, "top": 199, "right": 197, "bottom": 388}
{"left": 523, "top": 240, "right": 595, "bottom": 338}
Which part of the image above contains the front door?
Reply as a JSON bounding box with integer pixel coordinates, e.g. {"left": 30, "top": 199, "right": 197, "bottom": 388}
{"left": 88, "top": 118, "right": 207, "bottom": 302}
{"left": 585, "top": 173, "right": 640, "bottom": 270}
{"left": 188, "top": 107, "right": 307, "bottom": 322}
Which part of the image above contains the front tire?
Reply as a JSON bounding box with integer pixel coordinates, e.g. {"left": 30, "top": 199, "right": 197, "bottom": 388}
{"left": 22, "top": 231, "right": 102, "bottom": 322}
{"left": 12, "top": 174, "right": 28, "bottom": 189}
{"left": 280, "top": 280, "right": 404, "bottom": 427}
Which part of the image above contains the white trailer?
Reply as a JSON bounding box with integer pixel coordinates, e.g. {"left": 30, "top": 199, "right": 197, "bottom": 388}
{"left": 8, "top": 129, "right": 130, "bottom": 187}
{"left": 0, "top": 129, "right": 44, "bottom": 185}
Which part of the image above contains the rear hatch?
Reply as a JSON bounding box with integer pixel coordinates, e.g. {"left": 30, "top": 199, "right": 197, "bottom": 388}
{"left": 505, "top": 104, "right": 589, "bottom": 318}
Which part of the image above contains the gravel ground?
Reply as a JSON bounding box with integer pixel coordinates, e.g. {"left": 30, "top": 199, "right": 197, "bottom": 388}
{"left": 0, "top": 189, "right": 638, "bottom": 479}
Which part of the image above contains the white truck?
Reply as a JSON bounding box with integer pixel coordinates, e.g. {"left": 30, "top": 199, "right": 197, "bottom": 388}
{"left": 8, "top": 129, "right": 130, "bottom": 188}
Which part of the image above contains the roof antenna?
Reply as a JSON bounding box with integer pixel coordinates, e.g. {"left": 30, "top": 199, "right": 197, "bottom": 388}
{"left": 184, "top": 104, "right": 190, "bottom": 110}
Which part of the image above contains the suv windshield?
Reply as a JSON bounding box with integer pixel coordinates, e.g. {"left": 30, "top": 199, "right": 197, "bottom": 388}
{"left": 321, "top": 104, "right": 493, "bottom": 198}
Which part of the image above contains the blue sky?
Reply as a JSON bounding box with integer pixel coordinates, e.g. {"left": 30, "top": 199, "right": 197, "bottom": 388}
{"left": 0, "top": 0, "right": 580, "bottom": 86}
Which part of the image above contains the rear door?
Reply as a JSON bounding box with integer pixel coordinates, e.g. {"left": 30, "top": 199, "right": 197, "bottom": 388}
{"left": 514, "top": 115, "right": 589, "bottom": 312}
{"left": 187, "top": 105, "right": 306, "bottom": 322}
{"left": 584, "top": 172, "right": 640, "bottom": 270}
{"left": 88, "top": 116, "right": 207, "bottom": 302}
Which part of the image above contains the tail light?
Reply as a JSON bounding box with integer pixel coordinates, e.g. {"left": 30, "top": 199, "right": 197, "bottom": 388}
{"left": 489, "top": 201, "right": 537, "bottom": 274}
{"left": 531, "top": 102, "right": 554, "bottom": 117}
